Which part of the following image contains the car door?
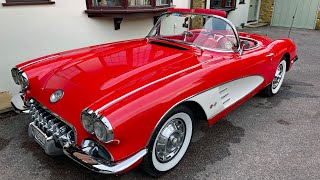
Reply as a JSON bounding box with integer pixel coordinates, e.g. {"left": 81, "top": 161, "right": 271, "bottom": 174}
{"left": 237, "top": 47, "right": 273, "bottom": 87}
{"left": 199, "top": 49, "right": 271, "bottom": 124}
{"left": 189, "top": 50, "right": 248, "bottom": 122}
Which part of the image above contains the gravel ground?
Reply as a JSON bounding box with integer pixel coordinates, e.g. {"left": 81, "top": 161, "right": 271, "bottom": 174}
{"left": 1, "top": 27, "right": 320, "bottom": 180}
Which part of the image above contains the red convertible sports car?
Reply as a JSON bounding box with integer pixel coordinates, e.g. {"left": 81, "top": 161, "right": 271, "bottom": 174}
{"left": 11, "top": 8, "right": 297, "bottom": 176}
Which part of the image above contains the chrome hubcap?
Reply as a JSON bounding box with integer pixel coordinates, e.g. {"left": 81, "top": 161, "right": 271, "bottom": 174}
{"left": 155, "top": 118, "right": 186, "bottom": 163}
{"left": 272, "top": 63, "right": 284, "bottom": 89}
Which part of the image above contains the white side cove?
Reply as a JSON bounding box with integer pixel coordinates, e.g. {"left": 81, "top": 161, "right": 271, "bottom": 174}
{"left": 189, "top": 76, "right": 264, "bottom": 120}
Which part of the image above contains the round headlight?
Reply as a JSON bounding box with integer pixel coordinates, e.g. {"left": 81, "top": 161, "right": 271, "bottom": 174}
{"left": 81, "top": 112, "right": 94, "bottom": 134}
{"left": 11, "top": 68, "right": 20, "bottom": 85}
{"left": 94, "top": 121, "right": 108, "bottom": 142}
{"left": 50, "top": 90, "right": 64, "bottom": 103}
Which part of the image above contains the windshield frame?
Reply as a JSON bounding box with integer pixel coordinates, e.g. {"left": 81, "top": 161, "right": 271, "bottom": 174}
{"left": 146, "top": 12, "right": 241, "bottom": 53}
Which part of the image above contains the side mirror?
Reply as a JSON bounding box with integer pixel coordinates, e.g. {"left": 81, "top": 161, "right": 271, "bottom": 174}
{"left": 239, "top": 40, "right": 250, "bottom": 56}
{"left": 182, "top": 31, "right": 194, "bottom": 42}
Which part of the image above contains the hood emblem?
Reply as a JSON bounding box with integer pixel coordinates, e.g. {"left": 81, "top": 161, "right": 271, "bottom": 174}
{"left": 50, "top": 90, "right": 64, "bottom": 103}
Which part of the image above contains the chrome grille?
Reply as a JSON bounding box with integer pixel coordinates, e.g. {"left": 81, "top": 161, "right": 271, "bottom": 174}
{"left": 29, "top": 99, "right": 75, "bottom": 147}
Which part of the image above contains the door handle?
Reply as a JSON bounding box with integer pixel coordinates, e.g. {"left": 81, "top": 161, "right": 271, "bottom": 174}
{"left": 266, "top": 53, "right": 274, "bottom": 57}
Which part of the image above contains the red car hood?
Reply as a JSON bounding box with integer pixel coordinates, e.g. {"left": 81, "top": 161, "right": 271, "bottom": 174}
{"left": 20, "top": 38, "right": 220, "bottom": 147}
{"left": 24, "top": 39, "right": 203, "bottom": 118}
{"left": 49, "top": 39, "right": 196, "bottom": 99}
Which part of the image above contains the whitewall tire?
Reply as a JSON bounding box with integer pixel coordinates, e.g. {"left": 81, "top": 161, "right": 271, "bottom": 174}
{"left": 271, "top": 60, "right": 286, "bottom": 94}
{"left": 141, "top": 106, "right": 193, "bottom": 176}
{"left": 261, "top": 56, "right": 287, "bottom": 97}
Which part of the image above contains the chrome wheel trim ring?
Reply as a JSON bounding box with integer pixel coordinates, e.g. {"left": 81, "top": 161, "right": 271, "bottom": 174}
{"left": 155, "top": 118, "right": 186, "bottom": 163}
{"left": 271, "top": 60, "right": 286, "bottom": 94}
{"left": 151, "top": 112, "right": 192, "bottom": 172}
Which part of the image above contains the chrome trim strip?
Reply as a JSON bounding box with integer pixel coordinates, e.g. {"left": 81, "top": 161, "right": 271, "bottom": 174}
{"left": 219, "top": 87, "right": 228, "bottom": 93}
{"left": 94, "top": 60, "right": 207, "bottom": 114}
{"left": 19, "top": 55, "right": 60, "bottom": 69}
{"left": 221, "top": 93, "right": 229, "bottom": 99}
{"left": 100, "top": 117, "right": 113, "bottom": 130}
{"left": 238, "top": 36, "right": 261, "bottom": 51}
{"left": 63, "top": 142, "right": 147, "bottom": 174}
{"left": 223, "top": 98, "right": 231, "bottom": 104}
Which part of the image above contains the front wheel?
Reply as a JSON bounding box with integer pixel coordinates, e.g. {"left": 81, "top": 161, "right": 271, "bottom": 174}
{"left": 141, "top": 106, "right": 193, "bottom": 177}
{"left": 261, "top": 57, "right": 287, "bottom": 97}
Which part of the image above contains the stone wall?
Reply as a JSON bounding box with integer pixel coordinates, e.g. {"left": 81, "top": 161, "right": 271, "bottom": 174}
{"left": 191, "top": 0, "right": 205, "bottom": 8}
{"left": 316, "top": 8, "right": 320, "bottom": 30}
{"left": 259, "top": 0, "right": 274, "bottom": 24}
{"left": 191, "top": 0, "right": 206, "bottom": 29}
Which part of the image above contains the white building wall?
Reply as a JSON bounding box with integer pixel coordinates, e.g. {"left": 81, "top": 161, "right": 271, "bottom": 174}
{"left": 0, "top": 0, "right": 189, "bottom": 94}
{"left": 173, "top": 0, "right": 191, "bottom": 8}
{"left": 206, "top": 0, "right": 255, "bottom": 28}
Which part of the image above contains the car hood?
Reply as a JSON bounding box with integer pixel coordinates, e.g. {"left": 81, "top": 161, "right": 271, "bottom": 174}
{"left": 25, "top": 39, "right": 203, "bottom": 113}
{"left": 22, "top": 38, "right": 216, "bottom": 146}
{"left": 49, "top": 39, "right": 196, "bottom": 98}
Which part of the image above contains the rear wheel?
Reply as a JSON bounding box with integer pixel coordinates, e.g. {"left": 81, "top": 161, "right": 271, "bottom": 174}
{"left": 141, "top": 106, "right": 193, "bottom": 177}
{"left": 261, "top": 56, "right": 287, "bottom": 97}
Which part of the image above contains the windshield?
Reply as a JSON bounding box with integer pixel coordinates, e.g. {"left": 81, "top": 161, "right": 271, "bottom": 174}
{"left": 148, "top": 13, "right": 239, "bottom": 51}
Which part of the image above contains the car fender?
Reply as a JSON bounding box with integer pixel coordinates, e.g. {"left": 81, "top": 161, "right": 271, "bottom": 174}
{"left": 267, "top": 38, "right": 296, "bottom": 72}
{"left": 101, "top": 66, "right": 265, "bottom": 160}
{"left": 101, "top": 68, "right": 212, "bottom": 160}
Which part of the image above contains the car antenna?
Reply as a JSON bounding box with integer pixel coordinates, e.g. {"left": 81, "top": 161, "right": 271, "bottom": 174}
{"left": 288, "top": 2, "right": 299, "bottom": 38}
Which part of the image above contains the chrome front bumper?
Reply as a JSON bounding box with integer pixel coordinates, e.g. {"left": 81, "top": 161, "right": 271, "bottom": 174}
{"left": 12, "top": 93, "right": 147, "bottom": 174}
{"left": 11, "top": 93, "right": 29, "bottom": 113}
{"left": 63, "top": 140, "right": 147, "bottom": 174}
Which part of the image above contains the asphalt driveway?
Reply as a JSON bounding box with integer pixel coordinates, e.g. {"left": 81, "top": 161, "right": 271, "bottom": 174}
{"left": 1, "top": 27, "right": 320, "bottom": 180}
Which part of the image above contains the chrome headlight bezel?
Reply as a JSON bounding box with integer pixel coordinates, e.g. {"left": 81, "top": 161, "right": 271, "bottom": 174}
{"left": 94, "top": 117, "right": 114, "bottom": 143}
{"left": 11, "top": 67, "right": 29, "bottom": 90}
{"left": 81, "top": 109, "right": 114, "bottom": 143}
{"left": 19, "top": 72, "right": 29, "bottom": 90}
{"left": 11, "top": 68, "right": 20, "bottom": 85}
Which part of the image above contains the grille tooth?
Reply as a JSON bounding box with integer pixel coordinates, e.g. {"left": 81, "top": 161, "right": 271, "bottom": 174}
{"left": 29, "top": 100, "right": 75, "bottom": 146}
{"left": 58, "top": 125, "right": 68, "bottom": 137}
{"left": 48, "top": 119, "right": 58, "bottom": 127}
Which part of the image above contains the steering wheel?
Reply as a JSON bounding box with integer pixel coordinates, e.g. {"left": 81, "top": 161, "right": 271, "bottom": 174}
{"left": 200, "top": 31, "right": 236, "bottom": 50}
